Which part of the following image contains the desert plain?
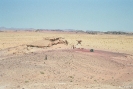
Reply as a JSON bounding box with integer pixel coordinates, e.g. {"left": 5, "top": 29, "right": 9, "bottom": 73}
{"left": 0, "top": 30, "right": 133, "bottom": 89}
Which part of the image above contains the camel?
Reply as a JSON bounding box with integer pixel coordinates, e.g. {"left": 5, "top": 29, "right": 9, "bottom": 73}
{"left": 72, "top": 40, "right": 83, "bottom": 49}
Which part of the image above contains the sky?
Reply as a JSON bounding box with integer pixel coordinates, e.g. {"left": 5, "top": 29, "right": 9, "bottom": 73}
{"left": 0, "top": 0, "right": 133, "bottom": 32}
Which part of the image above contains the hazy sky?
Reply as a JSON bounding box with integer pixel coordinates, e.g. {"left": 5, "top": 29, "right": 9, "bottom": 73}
{"left": 0, "top": 0, "right": 133, "bottom": 32}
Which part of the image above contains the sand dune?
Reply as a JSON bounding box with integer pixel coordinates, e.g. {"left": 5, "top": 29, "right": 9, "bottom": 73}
{"left": 0, "top": 31, "right": 133, "bottom": 89}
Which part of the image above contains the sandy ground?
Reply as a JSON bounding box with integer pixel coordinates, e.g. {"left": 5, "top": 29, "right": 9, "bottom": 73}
{"left": 0, "top": 31, "right": 133, "bottom": 54}
{"left": 0, "top": 31, "right": 133, "bottom": 89}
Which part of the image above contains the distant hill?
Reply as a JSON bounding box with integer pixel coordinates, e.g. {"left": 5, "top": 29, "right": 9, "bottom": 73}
{"left": 0, "top": 27, "right": 133, "bottom": 35}
{"left": 0, "top": 27, "right": 35, "bottom": 30}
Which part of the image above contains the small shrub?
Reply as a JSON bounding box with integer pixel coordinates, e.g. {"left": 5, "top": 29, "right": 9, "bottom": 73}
{"left": 69, "top": 76, "right": 74, "bottom": 79}
{"left": 94, "top": 80, "right": 97, "bottom": 82}
{"left": 90, "top": 49, "right": 94, "bottom": 52}
{"left": 40, "top": 71, "right": 44, "bottom": 74}
{"left": 25, "top": 81, "right": 29, "bottom": 83}
{"left": 44, "top": 55, "right": 47, "bottom": 60}
{"left": 70, "top": 80, "right": 73, "bottom": 82}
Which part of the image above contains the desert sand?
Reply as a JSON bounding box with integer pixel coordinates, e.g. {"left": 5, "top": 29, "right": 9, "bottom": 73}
{"left": 0, "top": 31, "right": 133, "bottom": 89}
